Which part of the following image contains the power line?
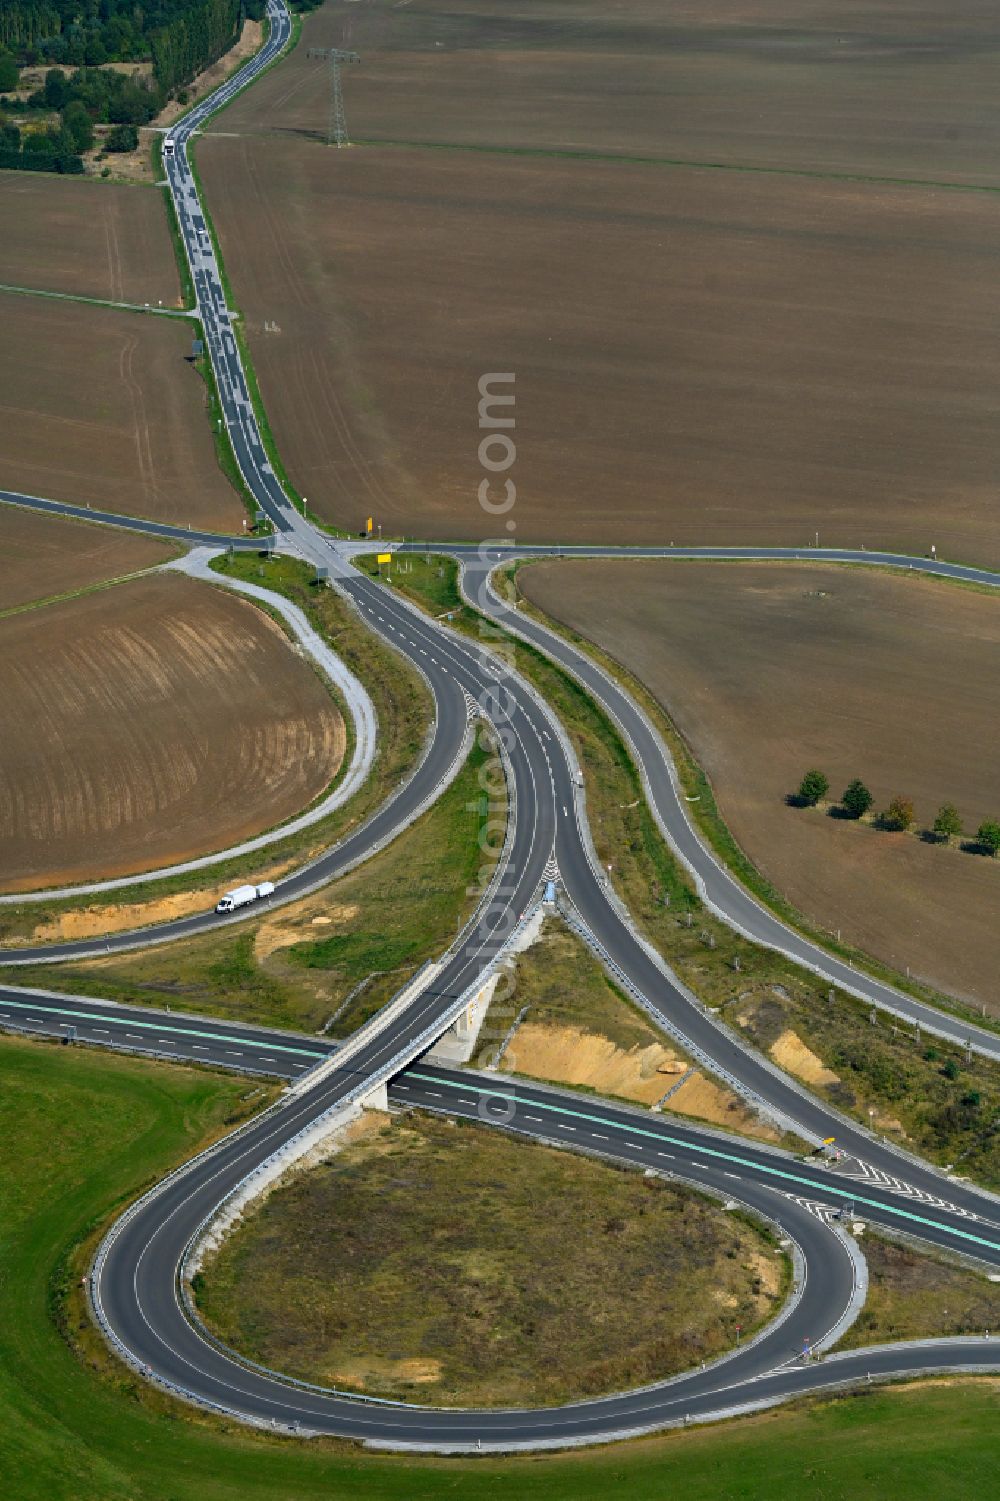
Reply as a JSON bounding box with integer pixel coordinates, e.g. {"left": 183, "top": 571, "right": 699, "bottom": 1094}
{"left": 306, "top": 47, "right": 361, "bottom": 147}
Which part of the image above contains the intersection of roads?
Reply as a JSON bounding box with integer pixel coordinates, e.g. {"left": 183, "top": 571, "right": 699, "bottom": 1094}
{"left": 4, "top": 0, "right": 1000, "bottom": 1451}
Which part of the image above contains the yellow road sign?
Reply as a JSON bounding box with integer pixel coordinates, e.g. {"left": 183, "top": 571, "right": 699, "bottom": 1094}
{"left": 366, "top": 516, "right": 373, "bottom": 534}
{"left": 377, "top": 553, "right": 392, "bottom": 564}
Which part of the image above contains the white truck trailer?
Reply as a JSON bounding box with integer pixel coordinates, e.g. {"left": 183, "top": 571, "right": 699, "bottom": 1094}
{"left": 215, "top": 881, "right": 275, "bottom": 914}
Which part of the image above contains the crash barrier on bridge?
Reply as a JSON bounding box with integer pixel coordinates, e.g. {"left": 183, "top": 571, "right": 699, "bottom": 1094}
{"left": 180, "top": 901, "right": 544, "bottom": 1287}
{"left": 289, "top": 959, "right": 444, "bottom": 1096}
{"left": 90, "top": 698, "right": 526, "bottom": 1398}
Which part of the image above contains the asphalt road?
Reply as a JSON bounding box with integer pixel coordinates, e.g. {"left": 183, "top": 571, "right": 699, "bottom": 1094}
{"left": 459, "top": 552, "right": 1000, "bottom": 1062}
{"left": 4, "top": 0, "right": 1000, "bottom": 1450}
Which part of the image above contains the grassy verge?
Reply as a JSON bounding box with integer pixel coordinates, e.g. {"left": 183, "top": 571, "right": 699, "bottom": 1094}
{"left": 192, "top": 340, "right": 265, "bottom": 525}
{"left": 13, "top": 733, "right": 503, "bottom": 1037}
{"left": 355, "top": 557, "right": 1000, "bottom": 1186}
{"left": 0, "top": 556, "right": 429, "bottom": 944}
{"left": 183, "top": 131, "right": 349, "bottom": 534}
{"left": 4, "top": 1031, "right": 1000, "bottom": 1501}
{"left": 196, "top": 1108, "right": 788, "bottom": 1406}
{"left": 159, "top": 181, "right": 195, "bottom": 307}
{"left": 0, "top": 559, "right": 180, "bottom": 623}
{"left": 839, "top": 1230, "right": 1000, "bottom": 1349}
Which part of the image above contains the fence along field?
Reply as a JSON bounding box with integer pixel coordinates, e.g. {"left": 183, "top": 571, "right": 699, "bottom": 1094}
{"left": 0, "top": 572, "right": 345, "bottom": 892}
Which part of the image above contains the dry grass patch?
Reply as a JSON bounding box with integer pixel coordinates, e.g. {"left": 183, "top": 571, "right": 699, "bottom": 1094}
{"left": 195, "top": 1110, "right": 789, "bottom": 1407}
{"left": 841, "top": 1233, "right": 1000, "bottom": 1349}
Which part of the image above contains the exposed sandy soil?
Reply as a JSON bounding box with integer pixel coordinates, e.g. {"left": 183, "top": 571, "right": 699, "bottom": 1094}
{"left": 501, "top": 1019, "right": 685, "bottom": 1104}
{"left": 768, "top": 1029, "right": 840, "bottom": 1089}
{"left": 24, "top": 858, "right": 298, "bottom": 945}
{"left": 252, "top": 902, "right": 359, "bottom": 962}
{"left": 502, "top": 1019, "right": 778, "bottom": 1140}
{"left": 199, "top": 132, "right": 1000, "bottom": 559}
{"left": 211, "top": 0, "right": 1000, "bottom": 186}
{"left": 0, "top": 174, "right": 180, "bottom": 304}
{"left": 0, "top": 295, "right": 244, "bottom": 529}
{"left": 520, "top": 560, "right": 1000, "bottom": 1009}
{"left": 0, "top": 572, "right": 345, "bottom": 892}
{"left": 159, "top": 20, "right": 264, "bottom": 131}
{"left": 2, "top": 507, "right": 175, "bottom": 613}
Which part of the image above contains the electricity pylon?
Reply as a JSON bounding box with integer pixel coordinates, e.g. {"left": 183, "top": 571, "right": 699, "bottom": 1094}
{"left": 307, "top": 47, "right": 361, "bottom": 147}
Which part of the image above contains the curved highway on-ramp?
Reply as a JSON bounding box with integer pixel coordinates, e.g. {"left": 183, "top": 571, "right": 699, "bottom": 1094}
{"left": 3, "top": 0, "right": 1000, "bottom": 1451}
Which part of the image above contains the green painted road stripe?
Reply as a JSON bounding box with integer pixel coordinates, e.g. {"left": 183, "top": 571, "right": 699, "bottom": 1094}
{"left": 0, "top": 997, "right": 326, "bottom": 1059}
{"left": 409, "top": 1069, "right": 1000, "bottom": 1254}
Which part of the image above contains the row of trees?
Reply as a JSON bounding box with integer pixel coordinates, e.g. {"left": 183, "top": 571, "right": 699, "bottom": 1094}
{"left": 0, "top": 1, "right": 264, "bottom": 109}
{"left": 795, "top": 770, "right": 1000, "bottom": 855}
{"left": 2, "top": 63, "right": 164, "bottom": 125}
{"left": 0, "top": 115, "right": 82, "bottom": 172}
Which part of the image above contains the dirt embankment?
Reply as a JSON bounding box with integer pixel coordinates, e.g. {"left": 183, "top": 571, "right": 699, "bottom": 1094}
{"left": 502, "top": 1019, "right": 778, "bottom": 1141}
{"left": 88, "top": 20, "right": 264, "bottom": 185}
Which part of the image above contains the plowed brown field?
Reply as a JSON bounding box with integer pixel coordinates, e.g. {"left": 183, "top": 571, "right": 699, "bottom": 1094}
{"left": 211, "top": 0, "right": 1000, "bottom": 186}
{"left": 3, "top": 507, "right": 175, "bottom": 612}
{"left": 520, "top": 560, "right": 1000, "bottom": 1009}
{"left": 0, "top": 296, "right": 243, "bottom": 530}
{"left": 198, "top": 0, "right": 1000, "bottom": 559}
{"left": 0, "top": 175, "right": 180, "bottom": 304}
{"left": 0, "top": 572, "right": 344, "bottom": 891}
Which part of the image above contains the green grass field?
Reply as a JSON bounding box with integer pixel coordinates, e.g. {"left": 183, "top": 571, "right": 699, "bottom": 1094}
{"left": 4, "top": 1031, "right": 1000, "bottom": 1500}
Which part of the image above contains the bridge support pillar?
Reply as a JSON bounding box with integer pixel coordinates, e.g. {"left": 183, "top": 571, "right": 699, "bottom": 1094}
{"left": 427, "top": 973, "right": 501, "bottom": 1065}
{"left": 362, "top": 1080, "right": 389, "bottom": 1111}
